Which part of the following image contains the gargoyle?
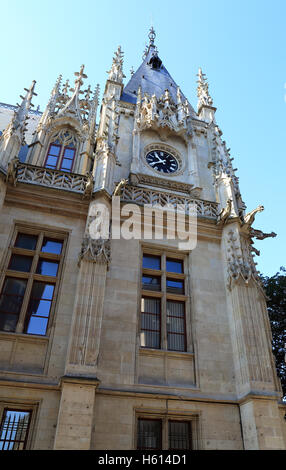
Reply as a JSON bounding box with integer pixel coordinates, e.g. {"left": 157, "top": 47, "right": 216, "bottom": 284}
{"left": 241, "top": 205, "right": 264, "bottom": 232}
{"left": 250, "top": 228, "right": 277, "bottom": 240}
{"left": 6, "top": 156, "right": 19, "bottom": 187}
{"left": 249, "top": 228, "right": 276, "bottom": 258}
{"left": 113, "top": 178, "right": 128, "bottom": 196}
{"left": 82, "top": 172, "right": 94, "bottom": 199}
{"left": 216, "top": 199, "right": 232, "bottom": 226}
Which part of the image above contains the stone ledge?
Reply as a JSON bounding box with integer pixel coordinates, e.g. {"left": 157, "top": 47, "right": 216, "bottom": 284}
{"left": 139, "top": 347, "right": 195, "bottom": 361}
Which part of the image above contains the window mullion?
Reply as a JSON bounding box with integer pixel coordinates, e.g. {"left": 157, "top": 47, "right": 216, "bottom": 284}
{"left": 162, "top": 417, "right": 168, "bottom": 450}
{"left": 58, "top": 145, "right": 65, "bottom": 171}
{"left": 161, "top": 254, "right": 167, "bottom": 350}
{"left": 16, "top": 232, "right": 41, "bottom": 333}
{"left": 15, "top": 275, "right": 33, "bottom": 333}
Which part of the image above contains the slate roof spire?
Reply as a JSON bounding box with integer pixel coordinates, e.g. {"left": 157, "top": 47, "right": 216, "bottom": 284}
{"left": 121, "top": 28, "right": 195, "bottom": 115}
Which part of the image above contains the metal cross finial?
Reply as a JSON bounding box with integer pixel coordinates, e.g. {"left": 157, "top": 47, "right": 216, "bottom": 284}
{"left": 148, "top": 26, "right": 156, "bottom": 46}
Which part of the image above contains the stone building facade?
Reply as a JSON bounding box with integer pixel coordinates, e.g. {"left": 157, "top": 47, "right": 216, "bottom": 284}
{"left": 0, "top": 29, "right": 285, "bottom": 450}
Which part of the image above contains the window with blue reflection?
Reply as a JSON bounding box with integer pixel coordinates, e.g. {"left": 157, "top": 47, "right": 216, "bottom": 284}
{"left": 142, "top": 255, "right": 161, "bottom": 270}
{"left": 36, "top": 259, "right": 59, "bottom": 277}
{"left": 0, "top": 409, "right": 32, "bottom": 450}
{"left": 142, "top": 275, "right": 161, "bottom": 291}
{"left": 41, "top": 238, "right": 63, "bottom": 255}
{"left": 166, "top": 258, "right": 183, "bottom": 273}
{"left": 24, "top": 282, "right": 54, "bottom": 335}
{"left": 166, "top": 278, "right": 184, "bottom": 294}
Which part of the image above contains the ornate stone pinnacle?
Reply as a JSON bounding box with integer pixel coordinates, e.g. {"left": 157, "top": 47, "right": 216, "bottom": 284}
{"left": 93, "top": 84, "right": 100, "bottom": 104}
{"left": 62, "top": 79, "right": 70, "bottom": 96}
{"left": 52, "top": 74, "right": 62, "bottom": 93}
{"left": 18, "top": 80, "right": 37, "bottom": 109}
{"left": 197, "top": 67, "right": 213, "bottom": 110}
{"left": 12, "top": 80, "right": 37, "bottom": 143}
{"left": 107, "top": 46, "right": 125, "bottom": 83}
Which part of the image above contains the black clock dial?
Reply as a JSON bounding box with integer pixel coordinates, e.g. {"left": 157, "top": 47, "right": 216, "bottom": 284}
{"left": 146, "top": 150, "right": 179, "bottom": 174}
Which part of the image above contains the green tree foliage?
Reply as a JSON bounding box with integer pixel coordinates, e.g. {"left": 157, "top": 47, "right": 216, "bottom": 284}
{"left": 261, "top": 267, "right": 286, "bottom": 400}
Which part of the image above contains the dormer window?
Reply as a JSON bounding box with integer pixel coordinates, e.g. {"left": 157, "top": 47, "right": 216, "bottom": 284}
{"left": 44, "top": 129, "right": 77, "bottom": 172}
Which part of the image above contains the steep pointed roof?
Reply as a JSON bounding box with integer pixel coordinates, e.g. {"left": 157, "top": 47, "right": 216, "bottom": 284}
{"left": 121, "top": 29, "right": 196, "bottom": 115}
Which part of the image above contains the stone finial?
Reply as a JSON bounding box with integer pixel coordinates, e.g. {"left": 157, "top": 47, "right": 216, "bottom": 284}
{"left": 197, "top": 67, "right": 214, "bottom": 110}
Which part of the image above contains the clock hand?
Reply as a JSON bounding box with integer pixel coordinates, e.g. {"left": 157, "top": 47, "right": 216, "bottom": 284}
{"left": 150, "top": 159, "right": 166, "bottom": 166}
{"left": 153, "top": 152, "right": 166, "bottom": 164}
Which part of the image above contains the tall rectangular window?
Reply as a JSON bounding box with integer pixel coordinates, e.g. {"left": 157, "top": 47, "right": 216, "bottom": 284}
{"left": 167, "top": 301, "right": 186, "bottom": 351}
{"left": 137, "top": 419, "right": 162, "bottom": 450}
{"left": 0, "top": 229, "right": 66, "bottom": 336}
{"left": 141, "top": 251, "right": 187, "bottom": 352}
{"left": 168, "top": 421, "right": 191, "bottom": 450}
{"left": 0, "top": 409, "right": 32, "bottom": 450}
{"left": 140, "top": 297, "right": 161, "bottom": 349}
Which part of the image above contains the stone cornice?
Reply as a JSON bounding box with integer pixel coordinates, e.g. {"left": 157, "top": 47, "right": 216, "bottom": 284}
{"left": 96, "top": 385, "right": 282, "bottom": 405}
{"left": 60, "top": 374, "right": 101, "bottom": 387}
{"left": 5, "top": 183, "right": 89, "bottom": 218}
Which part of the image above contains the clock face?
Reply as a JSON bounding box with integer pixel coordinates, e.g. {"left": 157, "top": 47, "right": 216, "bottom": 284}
{"left": 146, "top": 150, "right": 179, "bottom": 174}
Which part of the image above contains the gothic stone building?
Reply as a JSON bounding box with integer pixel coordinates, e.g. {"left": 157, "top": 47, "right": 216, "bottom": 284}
{"left": 0, "top": 29, "right": 285, "bottom": 450}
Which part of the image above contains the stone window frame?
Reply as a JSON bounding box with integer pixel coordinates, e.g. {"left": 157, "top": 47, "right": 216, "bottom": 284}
{"left": 134, "top": 409, "right": 200, "bottom": 450}
{"left": 0, "top": 400, "right": 39, "bottom": 450}
{"left": 140, "top": 246, "right": 192, "bottom": 353}
{"left": 0, "top": 225, "right": 68, "bottom": 337}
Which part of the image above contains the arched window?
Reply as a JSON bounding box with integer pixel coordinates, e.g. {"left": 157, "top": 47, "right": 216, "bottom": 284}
{"left": 45, "top": 129, "right": 77, "bottom": 172}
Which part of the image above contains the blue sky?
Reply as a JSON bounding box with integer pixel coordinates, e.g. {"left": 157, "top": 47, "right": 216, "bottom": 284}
{"left": 0, "top": 0, "right": 285, "bottom": 276}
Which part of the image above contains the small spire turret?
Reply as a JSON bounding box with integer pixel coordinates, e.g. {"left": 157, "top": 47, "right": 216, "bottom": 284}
{"left": 196, "top": 67, "right": 216, "bottom": 122}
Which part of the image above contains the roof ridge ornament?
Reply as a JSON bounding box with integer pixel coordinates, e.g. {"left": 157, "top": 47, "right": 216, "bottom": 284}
{"left": 148, "top": 26, "right": 156, "bottom": 47}
{"left": 146, "top": 27, "right": 162, "bottom": 69}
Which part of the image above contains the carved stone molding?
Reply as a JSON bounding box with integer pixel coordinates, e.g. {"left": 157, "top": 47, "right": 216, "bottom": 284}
{"left": 226, "top": 229, "right": 261, "bottom": 290}
{"left": 16, "top": 162, "right": 88, "bottom": 193}
{"left": 121, "top": 184, "right": 217, "bottom": 218}
{"left": 135, "top": 87, "right": 193, "bottom": 140}
{"left": 129, "top": 172, "right": 200, "bottom": 196}
{"left": 79, "top": 236, "right": 111, "bottom": 266}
